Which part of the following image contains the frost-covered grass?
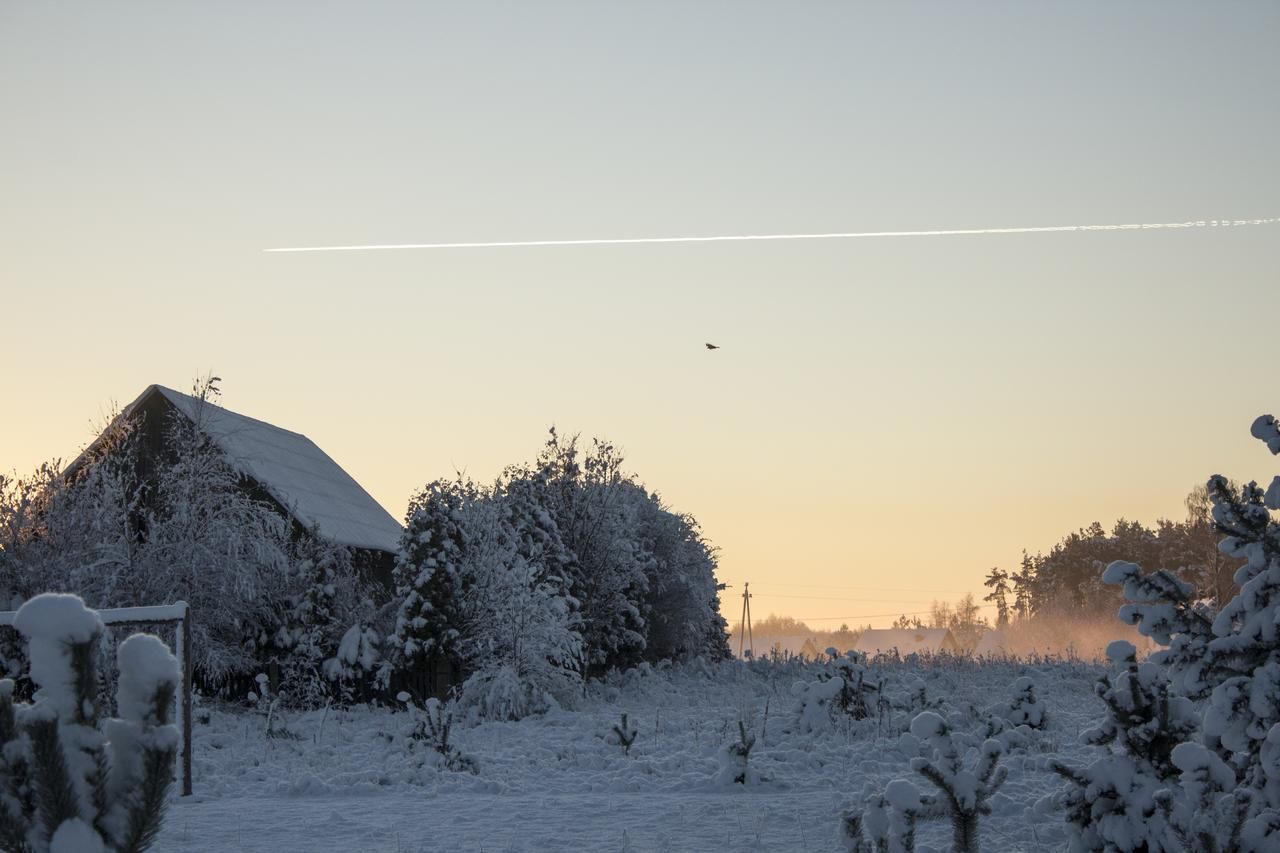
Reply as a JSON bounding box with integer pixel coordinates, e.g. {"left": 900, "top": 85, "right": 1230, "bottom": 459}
{"left": 161, "top": 657, "right": 1106, "bottom": 852}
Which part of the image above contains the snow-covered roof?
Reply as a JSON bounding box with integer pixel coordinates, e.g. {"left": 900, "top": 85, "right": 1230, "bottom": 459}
{"left": 853, "top": 628, "right": 957, "bottom": 655}
{"left": 131, "top": 385, "right": 403, "bottom": 554}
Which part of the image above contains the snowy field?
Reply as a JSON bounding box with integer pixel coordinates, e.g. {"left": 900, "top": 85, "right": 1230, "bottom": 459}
{"left": 160, "top": 657, "right": 1105, "bottom": 852}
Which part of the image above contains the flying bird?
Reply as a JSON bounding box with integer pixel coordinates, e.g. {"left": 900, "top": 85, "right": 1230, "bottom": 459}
{"left": 705, "top": 343, "right": 720, "bottom": 350}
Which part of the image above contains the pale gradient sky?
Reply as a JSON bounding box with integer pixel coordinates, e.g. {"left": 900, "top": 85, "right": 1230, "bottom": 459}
{"left": 2, "top": 2, "right": 1277, "bottom": 628}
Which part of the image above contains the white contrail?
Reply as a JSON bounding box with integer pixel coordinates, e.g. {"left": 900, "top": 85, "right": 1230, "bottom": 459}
{"left": 265, "top": 216, "right": 1279, "bottom": 253}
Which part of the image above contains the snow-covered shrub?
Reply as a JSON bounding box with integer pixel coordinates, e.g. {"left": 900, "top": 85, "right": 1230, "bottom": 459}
{"left": 396, "top": 691, "right": 475, "bottom": 773}
{"left": 792, "top": 675, "right": 844, "bottom": 734}
{"left": 457, "top": 665, "right": 537, "bottom": 723}
{"left": 843, "top": 779, "right": 928, "bottom": 853}
{"left": 716, "top": 720, "right": 758, "bottom": 786}
{"left": 608, "top": 712, "right": 638, "bottom": 756}
{"left": 321, "top": 622, "right": 381, "bottom": 699}
{"left": 997, "top": 676, "right": 1045, "bottom": 730}
{"left": 247, "top": 673, "right": 297, "bottom": 740}
{"left": 830, "top": 652, "right": 877, "bottom": 720}
{"left": 0, "top": 594, "right": 178, "bottom": 853}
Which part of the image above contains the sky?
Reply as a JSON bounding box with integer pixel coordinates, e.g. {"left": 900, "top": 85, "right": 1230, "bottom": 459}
{"left": 2, "top": 2, "right": 1278, "bottom": 629}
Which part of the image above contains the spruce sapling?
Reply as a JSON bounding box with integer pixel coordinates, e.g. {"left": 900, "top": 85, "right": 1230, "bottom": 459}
{"left": 397, "top": 691, "right": 475, "bottom": 773}
{"left": 610, "top": 712, "right": 638, "bottom": 756}
{"left": 909, "top": 711, "right": 1007, "bottom": 853}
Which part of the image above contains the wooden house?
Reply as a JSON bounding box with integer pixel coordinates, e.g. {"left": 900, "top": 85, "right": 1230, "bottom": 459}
{"left": 65, "top": 384, "right": 403, "bottom": 584}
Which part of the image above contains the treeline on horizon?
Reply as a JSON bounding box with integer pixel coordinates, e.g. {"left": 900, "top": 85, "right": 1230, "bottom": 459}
{"left": 734, "top": 484, "right": 1240, "bottom": 659}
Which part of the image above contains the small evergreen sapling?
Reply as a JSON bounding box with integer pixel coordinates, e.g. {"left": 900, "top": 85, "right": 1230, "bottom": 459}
{"left": 717, "top": 720, "right": 757, "bottom": 786}
{"left": 396, "top": 692, "right": 475, "bottom": 773}
{"left": 248, "top": 673, "right": 297, "bottom": 740}
{"left": 610, "top": 713, "right": 638, "bottom": 756}
{"left": 832, "top": 652, "right": 876, "bottom": 721}
{"left": 908, "top": 711, "right": 1007, "bottom": 853}
{"left": 0, "top": 593, "right": 179, "bottom": 853}
{"left": 843, "top": 780, "right": 926, "bottom": 853}
{"left": 1001, "top": 676, "right": 1046, "bottom": 730}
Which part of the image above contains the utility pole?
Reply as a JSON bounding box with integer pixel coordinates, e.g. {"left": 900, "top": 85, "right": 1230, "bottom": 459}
{"left": 738, "top": 581, "right": 754, "bottom": 659}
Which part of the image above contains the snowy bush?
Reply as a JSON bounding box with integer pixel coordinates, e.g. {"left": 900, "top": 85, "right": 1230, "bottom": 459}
{"left": 396, "top": 692, "right": 475, "bottom": 773}
{"left": 832, "top": 653, "right": 877, "bottom": 721}
{"left": 247, "top": 673, "right": 297, "bottom": 740}
{"left": 716, "top": 720, "right": 758, "bottom": 786}
{"left": 0, "top": 594, "right": 179, "bottom": 853}
{"left": 792, "top": 675, "right": 844, "bottom": 734}
{"left": 997, "top": 676, "right": 1045, "bottom": 730}
{"left": 843, "top": 780, "right": 927, "bottom": 853}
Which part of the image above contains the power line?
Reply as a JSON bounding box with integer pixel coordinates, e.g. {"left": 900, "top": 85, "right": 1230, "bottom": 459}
{"left": 741, "top": 603, "right": 1002, "bottom": 624}
{"left": 718, "top": 582, "right": 977, "bottom": 596}
{"left": 740, "top": 593, "right": 973, "bottom": 603}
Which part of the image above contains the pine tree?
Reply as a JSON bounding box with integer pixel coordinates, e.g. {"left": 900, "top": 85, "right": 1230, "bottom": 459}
{"left": 390, "top": 477, "right": 474, "bottom": 676}
{"left": 1012, "top": 552, "right": 1037, "bottom": 621}
{"left": 982, "top": 568, "right": 1011, "bottom": 629}
{"left": 0, "top": 594, "right": 179, "bottom": 853}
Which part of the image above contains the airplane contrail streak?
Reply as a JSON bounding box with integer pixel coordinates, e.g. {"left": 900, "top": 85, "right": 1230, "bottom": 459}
{"left": 265, "top": 216, "right": 1279, "bottom": 253}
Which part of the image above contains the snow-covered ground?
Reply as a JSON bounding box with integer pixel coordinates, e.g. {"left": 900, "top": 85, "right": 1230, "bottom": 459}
{"left": 160, "top": 657, "right": 1105, "bottom": 852}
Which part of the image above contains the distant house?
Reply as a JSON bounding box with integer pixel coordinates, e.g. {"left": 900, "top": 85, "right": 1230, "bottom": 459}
{"left": 65, "top": 384, "right": 403, "bottom": 582}
{"left": 973, "top": 629, "right": 1009, "bottom": 657}
{"left": 853, "top": 628, "right": 959, "bottom": 656}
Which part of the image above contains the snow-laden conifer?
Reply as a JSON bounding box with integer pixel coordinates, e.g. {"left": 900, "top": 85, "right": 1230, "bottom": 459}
{"left": 1045, "top": 410, "right": 1280, "bottom": 848}
{"left": 389, "top": 477, "right": 474, "bottom": 678}
{"left": 908, "top": 711, "right": 1007, "bottom": 853}
{"left": 0, "top": 594, "right": 178, "bottom": 853}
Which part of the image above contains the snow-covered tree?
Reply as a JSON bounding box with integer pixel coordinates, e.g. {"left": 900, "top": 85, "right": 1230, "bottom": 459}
{"left": 535, "top": 431, "right": 649, "bottom": 669}
{"left": 389, "top": 477, "right": 474, "bottom": 677}
{"left": 457, "top": 495, "right": 582, "bottom": 720}
{"left": 267, "top": 527, "right": 383, "bottom": 705}
{"left": 1047, "top": 640, "right": 1200, "bottom": 851}
{"left": 0, "top": 594, "right": 179, "bottom": 853}
{"left": 632, "top": 497, "right": 731, "bottom": 663}
{"left": 1044, "top": 411, "right": 1280, "bottom": 849}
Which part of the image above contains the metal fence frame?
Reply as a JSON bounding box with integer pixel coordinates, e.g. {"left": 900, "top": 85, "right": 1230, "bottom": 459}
{"left": 0, "top": 602, "right": 193, "bottom": 797}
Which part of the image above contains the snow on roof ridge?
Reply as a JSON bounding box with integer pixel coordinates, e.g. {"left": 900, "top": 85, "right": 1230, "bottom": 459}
{"left": 133, "top": 384, "right": 403, "bottom": 553}
{"left": 151, "top": 384, "right": 310, "bottom": 439}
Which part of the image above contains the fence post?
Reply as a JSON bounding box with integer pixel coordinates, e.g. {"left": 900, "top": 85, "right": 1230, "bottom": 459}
{"left": 181, "top": 602, "right": 193, "bottom": 797}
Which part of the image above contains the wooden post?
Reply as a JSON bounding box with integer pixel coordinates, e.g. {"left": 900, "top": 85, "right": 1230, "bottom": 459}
{"left": 181, "top": 603, "right": 193, "bottom": 797}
